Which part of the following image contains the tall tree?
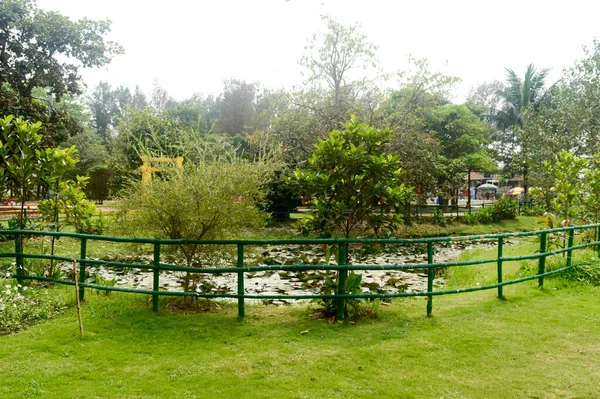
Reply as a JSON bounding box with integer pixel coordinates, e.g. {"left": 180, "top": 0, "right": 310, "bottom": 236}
{"left": 492, "top": 64, "right": 550, "bottom": 200}
{"left": 150, "top": 80, "right": 174, "bottom": 114}
{"left": 214, "top": 79, "right": 257, "bottom": 136}
{"left": 0, "top": 0, "right": 122, "bottom": 145}
{"left": 427, "top": 104, "right": 495, "bottom": 206}
{"left": 378, "top": 58, "right": 460, "bottom": 200}
{"left": 299, "top": 15, "right": 378, "bottom": 126}
{"left": 89, "top": 81, "right": 132, "bottom": 140}
{"left": 275, "top": 16, "right": 380, "bottom": 168}
{"left": 131, "top": 85, "right": 148, "bottom": 109}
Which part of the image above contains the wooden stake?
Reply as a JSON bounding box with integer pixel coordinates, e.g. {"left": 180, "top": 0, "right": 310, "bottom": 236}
{"left": 73, "top": 260, "right": 84, "bottom": 337}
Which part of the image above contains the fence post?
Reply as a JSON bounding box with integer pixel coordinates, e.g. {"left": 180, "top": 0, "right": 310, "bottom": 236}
{"left": 566, "top": 228, "right": 574, "bottom": 269}
{"left": 15, "top": 233, "right": 23, "bottom": 285}
{"left": 336, "top": 242, "right": 348, "bottom": 321}
{"left": 597, "top": 224, "right": 600, "bottom": 258}
{"left": 426, "top": 241, "right": 434, "bottom": 317}
{"left": 237, "top": 244, "right": 245, "bottom": 319}
{"left": 79, "top": 238, "right": 87, "bottom": 302}
{"left": 497, "top": 237, "right": 504, "bottom": 298}
{"left": 456, "top": 204, "right": 459, "bottom": 218}
{"left": 538, "top": 232, "right": 547, "bottom": 288}
{"left": 152, "top": 243, "right": 160, "bottom": 312}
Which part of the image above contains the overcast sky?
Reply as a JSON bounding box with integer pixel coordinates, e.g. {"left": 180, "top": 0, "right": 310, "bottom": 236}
{"left": 37, "top": 0, "right": 600, "bottom": 102}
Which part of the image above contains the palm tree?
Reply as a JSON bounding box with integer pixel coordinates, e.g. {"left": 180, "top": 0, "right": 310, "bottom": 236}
{"left": 494, "top": 63, "right": 550, "bottom": 201}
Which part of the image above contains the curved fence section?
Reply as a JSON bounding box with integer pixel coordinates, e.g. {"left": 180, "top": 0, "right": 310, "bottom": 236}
{"left": 1, "top": 223, "right": 599, "bottom": 320}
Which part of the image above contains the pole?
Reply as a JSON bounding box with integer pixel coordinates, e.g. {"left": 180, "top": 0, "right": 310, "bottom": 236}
{"left": 152, "top": 243, "right": 160, "bottom": 312}
{"left": 336, "top": 242, "right": 348, "bottom": 321}
{"left": 237, "top": 244, "right": 245, "bottom": 319}
{"left": 427, "top": 242, "right": 434, "bottom": 317}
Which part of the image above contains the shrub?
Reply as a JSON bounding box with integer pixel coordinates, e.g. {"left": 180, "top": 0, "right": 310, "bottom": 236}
{"left": 492, "top": 197, "right": 518, "bottom": 220}
{"left": 287, "top": 116, "right": 413, "bottom": 238}
{"left": 475, "top": 206, "right": 496, "bottom": 224}
{"left": 461, "top": 212, "right": 478, "bottom": 225}
{"left": 118, "top": 156, "right": 277, "bottom": 291}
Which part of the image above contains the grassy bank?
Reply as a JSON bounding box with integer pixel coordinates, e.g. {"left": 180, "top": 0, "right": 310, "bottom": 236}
{"left": 1, "top": 279, "right": 598, "bottom": 398}
{"left": 1, "top": 239, "right": 599, "bottom": 398}
{"left": 2, "top": 219, "right": 599, "bottom": 398}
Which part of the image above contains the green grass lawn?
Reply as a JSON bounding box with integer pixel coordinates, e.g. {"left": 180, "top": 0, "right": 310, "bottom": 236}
{"left": 1, "top": 238, "right": 599, "bottom": 398}
{"left": 1, "top": 218, "right": 599, "bottom": 398}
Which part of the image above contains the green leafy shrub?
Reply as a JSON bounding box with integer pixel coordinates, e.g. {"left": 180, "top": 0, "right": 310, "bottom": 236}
{"left": 461, "top": 212, "right": 478, "bottom": 225}
{"left": 492, "top": 197, "right": 518, "bottom": 220}
{"left": 312, "top": 271, "right": 383, "bottom": 320}
{"left": 431, "top": 207, "right": 448, "bottom": 226}
{"left": 287, "top": 116, "right": 413, "bottom": 238}
{"left": 475, "top": 206, "right": 496, "bottom": 224}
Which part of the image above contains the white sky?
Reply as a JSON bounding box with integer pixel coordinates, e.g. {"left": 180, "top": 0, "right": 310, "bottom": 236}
{"left": 37, "top": 0, "right": 600, "bottom": 102}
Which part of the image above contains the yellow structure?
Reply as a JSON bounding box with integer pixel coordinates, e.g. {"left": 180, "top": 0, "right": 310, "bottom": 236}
{"left": 141, "top": 156, "right": 184, "bottom": 183}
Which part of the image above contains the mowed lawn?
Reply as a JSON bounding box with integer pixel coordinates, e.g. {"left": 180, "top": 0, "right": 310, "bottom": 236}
{"left": 1, "top": 236, "right": 599, "bottom": 399}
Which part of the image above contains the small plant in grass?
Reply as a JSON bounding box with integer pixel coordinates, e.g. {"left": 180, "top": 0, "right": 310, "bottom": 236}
{"left": 546, "top": 252, "right": 600, "bottom": 285}
{"left": 0, "top": 275, "right": 67, "bottom": 334}
{"left": 431, "top": 207, "right": 448, "bottom": 225}
{"left": 92, "top": 273, "right": 116, "bottom": 295}
{"left": 312, "top": 271, "right": 380, "bottom": 320}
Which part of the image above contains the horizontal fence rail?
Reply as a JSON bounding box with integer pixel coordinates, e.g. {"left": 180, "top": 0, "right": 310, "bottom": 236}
{"left": 1, "top": 223, "right": 599, "bottom": 320}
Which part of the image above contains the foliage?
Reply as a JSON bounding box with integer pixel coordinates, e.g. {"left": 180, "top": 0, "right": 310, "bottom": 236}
{"left": 275, "top": 15, "right": 381, "bottom": 169}
{"left": 431, "top": 208, "right": 448, "bottom": 226}
{"left": 381, "top": 57, "right": 461, "bottom": 198}
{"left": 0, "top": 278, "right": 66, "bottom": 334}
{"left": 488, "top": 64, "right": 550, "bottom": 201}
{"left": 89, "top": 81, "right": 132, "bottom": 139}
{"left": 117, "top": 154, "right": 278, "bottom": 290}
{"left": 543, "top": 150, "right": 586, "bottom": 224}
{"left": 63, "top": 128, "right": 109, "bottom": 178}
{"left": 0, "top": 115, "right": 43, "bottom": 229}
{"left": 261, "top": 172, "right": 301, "bottom": 220}
{"left": 491, "top": 197, "right": 518, "bottom": 220}
{"left": 0, "top": 0, "right": 122, "bottom": 144}
{"left": 312, "top": 271, "right": 369, "bottom": 320}
{"left": 469, "top": 198, "right": 517, "bottom": 225}
{"left": 287, "top": 116, "right": 413, "bottom": 238}
{"left": 474, "top": 206, "right": 496, "bottom": 224}
{"left": 214, "top": 79, "right": 257, "bottom": 136}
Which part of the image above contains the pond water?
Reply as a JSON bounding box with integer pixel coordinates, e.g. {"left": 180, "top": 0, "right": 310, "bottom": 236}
{"left": 74, "top": 239, "right": 508, "bottom": 304}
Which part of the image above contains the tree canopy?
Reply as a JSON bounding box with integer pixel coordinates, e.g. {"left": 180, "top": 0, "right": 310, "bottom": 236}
{"left": 0, "top": 0, "right": 122, "bottom": 144}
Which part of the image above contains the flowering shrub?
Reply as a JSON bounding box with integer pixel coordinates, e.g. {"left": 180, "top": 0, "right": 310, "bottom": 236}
{"left": 0, "top": 271, "right": 67, "bottom": 334}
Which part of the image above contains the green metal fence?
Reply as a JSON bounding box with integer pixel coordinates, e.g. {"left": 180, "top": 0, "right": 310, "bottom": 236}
{"left": 1, "top": 223, "right": 599, "bottom": 320}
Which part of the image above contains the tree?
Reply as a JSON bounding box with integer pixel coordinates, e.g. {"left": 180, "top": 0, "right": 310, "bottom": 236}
{"left": 0, "top": 0, "right": 122, "bottom": 144}
{"left": 150, "top": 80, "right": 174, "bottom": 114}
{"left": 275, "top": 16, "right": 381, "bottom": 169}
{"left": 491, "top": 64, "right": 550, "bottom": 201}
{"left": 0, "top": 115, "right": 44, "bottom": 229}
{"left": 543, "top": 150, "right": 586, "bottom": 224}
{"left": 378, "top": 57, "right": 460, "bottom": 200}
{"left": 214, "top": 79, "right": 257, "bottom": 136}
{"left": 426, "top": 104, "right": 495, "bottom": 207}
{"left": 300, "top": 15, "right": 378, "bottom": 125}
{"left": 131, "top": 85, "right": 148, "bottom": 109}
{"left": 89, "top": 81, "right": 132, "bottom": 139}
{"left": 287, "top": 116, "right": 413, "bottom": 238}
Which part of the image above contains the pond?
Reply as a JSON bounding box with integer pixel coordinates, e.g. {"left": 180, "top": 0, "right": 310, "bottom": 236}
{"left": 73, "top": 238, "right": 508, "bottom": 304}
